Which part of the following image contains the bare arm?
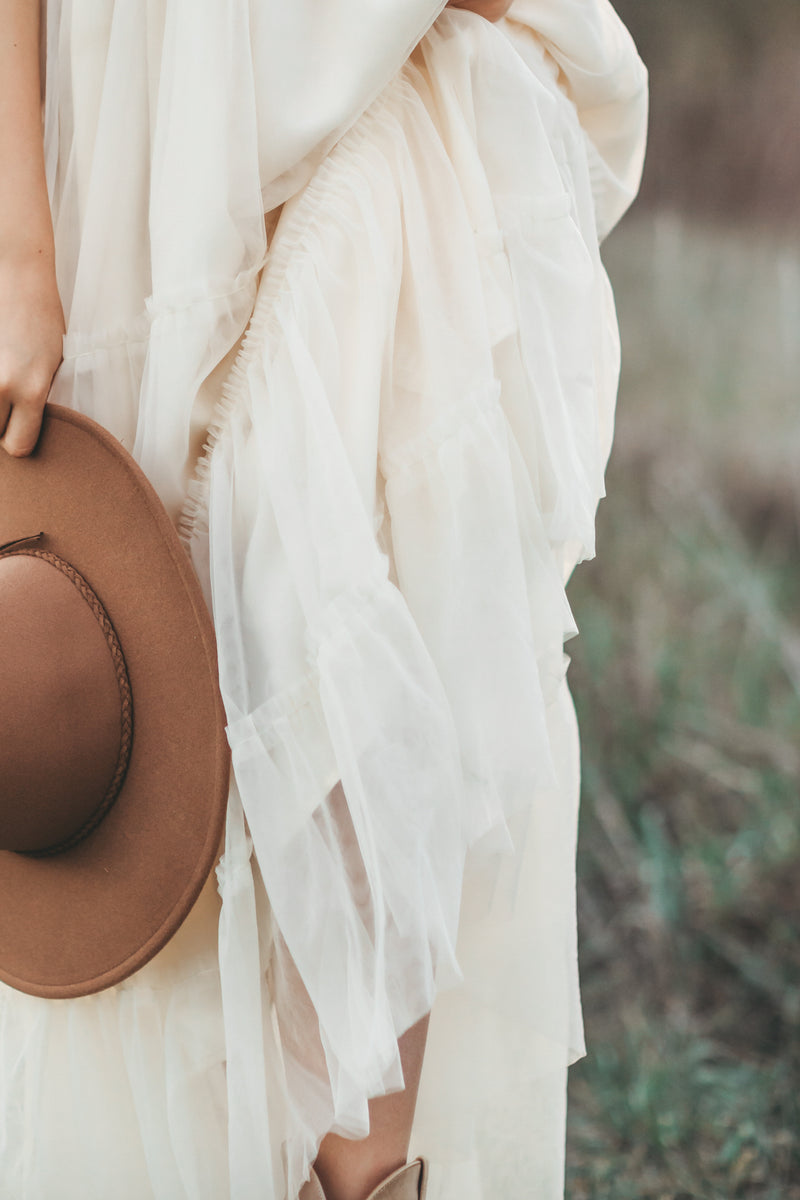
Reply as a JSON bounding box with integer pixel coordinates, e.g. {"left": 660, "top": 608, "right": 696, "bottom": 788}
{"left": 0, "top": 0, "right": 64, "bottom": 458}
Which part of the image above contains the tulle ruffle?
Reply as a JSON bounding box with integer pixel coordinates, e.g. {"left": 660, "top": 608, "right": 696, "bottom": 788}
{"left": 176, "top": 12, "right": 642, "bottom": 1192}
{"left": 0, "top": 878, "right": 230, "bottom": 1200}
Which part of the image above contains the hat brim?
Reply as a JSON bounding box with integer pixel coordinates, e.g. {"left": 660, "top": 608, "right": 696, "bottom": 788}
{"left": 0, "top": 405, "right": 229, "bottom": 998}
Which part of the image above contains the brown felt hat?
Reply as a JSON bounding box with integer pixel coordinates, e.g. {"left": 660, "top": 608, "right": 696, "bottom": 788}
{"left": 0, "top": 405, "right": 229, "bottom": 999}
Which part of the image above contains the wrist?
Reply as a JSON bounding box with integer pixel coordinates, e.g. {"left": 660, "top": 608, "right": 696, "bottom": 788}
{"left": 0, "top": 242, "right": 63, "bottom": 337}
{"left": 0, "top": 1, "right": 53, "bottom": 271}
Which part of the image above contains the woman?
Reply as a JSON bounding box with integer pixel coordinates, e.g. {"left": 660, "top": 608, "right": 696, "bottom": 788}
{"left": 0, "top": 2, "right": 647, "bottom": 1197}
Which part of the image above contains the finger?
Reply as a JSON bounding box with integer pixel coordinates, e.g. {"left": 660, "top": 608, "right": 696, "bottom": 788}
{"left": 1, "top": 395, "right": 47, "bottom": 458}
{"left": 0, "top": 396, "right": 10, "bottom": 439}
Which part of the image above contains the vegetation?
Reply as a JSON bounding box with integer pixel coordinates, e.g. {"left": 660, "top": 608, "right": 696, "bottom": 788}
{"left": 563, "top": 6, "right": 800, "bottom": 1191}
{"left": 614, "top": 0, "right": 800, "bottom": 226}
{"left": 564, "top": 214, "right": 800, "bottom": 1197}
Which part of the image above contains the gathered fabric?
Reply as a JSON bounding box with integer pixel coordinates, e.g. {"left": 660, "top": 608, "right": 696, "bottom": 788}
{"left": 1, "top": 3, "right": 646, "bottom": 1198}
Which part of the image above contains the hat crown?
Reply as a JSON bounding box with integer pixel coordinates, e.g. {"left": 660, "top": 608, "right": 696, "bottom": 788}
{"left": 0, "top": 546, "right": 131, "bottom": 855}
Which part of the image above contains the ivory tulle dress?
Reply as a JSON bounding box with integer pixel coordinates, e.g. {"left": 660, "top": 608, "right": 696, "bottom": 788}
{"left": 0, "top": 2, "right": 646, "bottom": 1197}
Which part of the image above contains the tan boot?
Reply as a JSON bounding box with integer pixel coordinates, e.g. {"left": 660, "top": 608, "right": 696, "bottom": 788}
{"left": 365, "top": 1159, "right": 427, "bottom": 1200}
{"left": 298, "top": 1170, "right": 326, "bottom": 1200}
{"left": 299, "top": 1159, "right": 427, "bottom": 1200}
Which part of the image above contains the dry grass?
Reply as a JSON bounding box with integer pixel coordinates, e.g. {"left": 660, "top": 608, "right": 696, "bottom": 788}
{"left": 564, "top": 215, "right": 800, "bottom": 1198}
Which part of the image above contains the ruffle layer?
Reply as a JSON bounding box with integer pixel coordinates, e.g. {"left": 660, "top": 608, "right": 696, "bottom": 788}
{"left": 0, "top": 879, "right": 231, "bottom": 1200}
{"left": 175, "top": 11, "right": 643, "bottom": 1193}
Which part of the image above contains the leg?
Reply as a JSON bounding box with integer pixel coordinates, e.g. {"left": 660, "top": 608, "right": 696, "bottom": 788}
{"left": 313, "top": 1013, "right": 430, "bottom": 1200}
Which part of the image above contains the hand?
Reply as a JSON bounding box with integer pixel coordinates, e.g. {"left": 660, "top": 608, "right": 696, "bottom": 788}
{"left": 447, "top": 0, "right": 514, "bottom": 21}
{"left": 0, "top": 252, "right": 64, "bottom": 457}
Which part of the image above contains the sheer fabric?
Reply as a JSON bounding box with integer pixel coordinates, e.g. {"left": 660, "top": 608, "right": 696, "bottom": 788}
{"left": 1, "top": 4, "right": 647, "bottom": 1197}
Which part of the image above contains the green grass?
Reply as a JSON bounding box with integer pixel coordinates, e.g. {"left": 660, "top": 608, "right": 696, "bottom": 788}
{"left": 564, "top": 216, "right": 800, "bottom": 1199}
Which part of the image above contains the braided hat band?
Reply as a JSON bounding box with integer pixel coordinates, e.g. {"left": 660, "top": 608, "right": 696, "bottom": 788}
{"left": 0, "top": 534, "right": 134, "bottom": 858}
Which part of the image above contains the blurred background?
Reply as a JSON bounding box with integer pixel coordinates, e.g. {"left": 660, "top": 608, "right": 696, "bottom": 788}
{"left": 564, "top": 2, "right": 800, "bottom": 1196}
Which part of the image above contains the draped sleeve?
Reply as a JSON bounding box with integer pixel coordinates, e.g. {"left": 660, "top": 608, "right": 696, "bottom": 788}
{"left": 508, "top": 0, "right": 648, "bottom": 238}
{"left": 251, "top": 0, "right": 450, "bottom": 209}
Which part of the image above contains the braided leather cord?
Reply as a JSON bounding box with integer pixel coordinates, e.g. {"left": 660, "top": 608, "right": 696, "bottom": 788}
{"left": 0, "top": 540, "right": 134, "bottom": 857}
